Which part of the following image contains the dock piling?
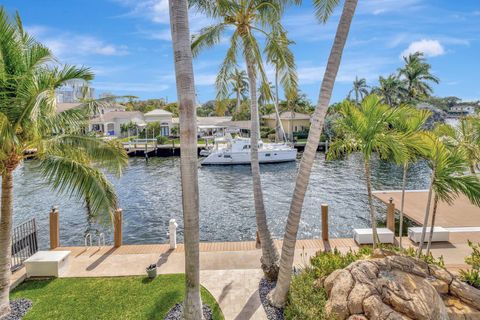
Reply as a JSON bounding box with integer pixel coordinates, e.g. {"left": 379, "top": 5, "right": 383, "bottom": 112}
{"left": 49, "top": 206, "right": 60, "bottom": 249}
{"left": 321, "top": 203, "right": 329, "bottom": 241}
{"left": 114, "top": 208, "right": 123, "bottom": 248}
{"left": 387, "top": 197, "right": 395, "bottom": 232}
{"left": 169, "top": 219, "right": 178, "bottom": 249}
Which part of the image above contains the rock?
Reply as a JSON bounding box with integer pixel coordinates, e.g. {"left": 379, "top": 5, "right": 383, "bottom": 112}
{"left": 381, "top": 270, "right": 449, "bottom": 320}
{"left": 450, "top": 279, "right": 480, "bottom": 310}
{"left": 443, "top": 296, "right": 480, "bottom": 320}
{"left": 429, "top": 264, "right": 453, "bottom": 285}
{"left": 325, "top": 270, "right": 354, "bottom": 320}
{"left": 363, "top": 295, "right": 405, "bottom": 320}
{"left": 322, "top": 254, "right": 478, "bottom": 320}
{"left": 348, "top": 283, "right": 374, "bottom": 314}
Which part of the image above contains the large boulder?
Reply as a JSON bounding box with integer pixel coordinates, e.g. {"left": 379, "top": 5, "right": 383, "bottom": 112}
{"left": 323, "top": 254, "right": 480, "bottom": 320}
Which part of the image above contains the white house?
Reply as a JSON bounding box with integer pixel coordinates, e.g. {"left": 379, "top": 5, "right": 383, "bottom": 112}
{"left": 89, "top": 111, "right": 145, "bottom": 137}
{"left": 144, "top": 109, "right": 174, "bottom": 136}
{"left": 449, "top": 105, "right": 477, "bottom": 116}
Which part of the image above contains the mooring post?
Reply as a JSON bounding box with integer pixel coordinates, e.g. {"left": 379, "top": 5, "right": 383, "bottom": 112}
{"left": 49, "top": 206, "right": 60, "bottom": 249}
{"left": 387, "top": 197, "right": 395, "bottom": 232}
{"left": 321, "top": 203, "right": 329, "bottom": 241}
{"left": 114, "top": 208, "right": 123, "bottom": 248}
{"left": 168, "top": 219, "right": 178, "bottom": 249}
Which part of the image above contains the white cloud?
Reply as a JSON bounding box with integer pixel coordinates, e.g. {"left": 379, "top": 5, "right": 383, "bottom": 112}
{"left": 360, "top": 0, "right": 423, "bottom": 15}
{"left": 401, "top": 39, "right": 445, "bottom": 58}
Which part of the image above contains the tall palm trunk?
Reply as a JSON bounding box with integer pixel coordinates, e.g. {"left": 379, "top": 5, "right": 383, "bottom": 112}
{"left": 426, "top": 193, "right": 439, "bottom": 255}
{"left": 236, "top": 87, "right": 241, "bottom": 114}
{"left": 168, "top": 1, "right": 202, "bottom": 318}
{"left": 417, "top": 170, "right": 435, "bottom": 257}
{"left": 399, "top": 163, "right": 408, "bottom": 249}
{"left": 245, "top": 55, "right": 280, "bottom": 280}
{"left": 364, "top": 160, "right": 379, "bottom": 248}
{"left": 0, "top": 168, "right": 14, "bottom": 317}
{"left": 268, "top": 0, "right": 358, "bottom": 307}
{"left": 274, "top": 66, "right": 285, "bottom": 142}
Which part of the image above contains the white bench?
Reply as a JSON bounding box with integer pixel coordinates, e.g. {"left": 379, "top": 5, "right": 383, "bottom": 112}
{"left": 353, "top": 228, "right": 395, "bottom": 245}
{"left": 24, "top": 251, "right": 71, "bottom": 277}
{"left": 408, "top": 227, "right": 449, "bottom": 243}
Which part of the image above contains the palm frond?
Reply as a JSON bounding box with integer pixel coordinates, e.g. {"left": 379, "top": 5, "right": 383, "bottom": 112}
{"left": 313, "top": 0, "right": 341, "bottom": 23}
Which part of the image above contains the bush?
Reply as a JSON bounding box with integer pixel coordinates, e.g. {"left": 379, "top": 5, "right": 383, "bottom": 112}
{"left": 156, "top": 136, "right": 169, "bottom": 145}
{"left": 460, "top": 241, "right": 480, "bottom": 288}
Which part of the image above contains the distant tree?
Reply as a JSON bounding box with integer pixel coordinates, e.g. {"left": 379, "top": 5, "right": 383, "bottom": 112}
{"left": 348, "top": 76, "right": 369, "bottom": 104}
{"left": 373, "top": 74, "right": 406, "bottom": 107}
{"left": 227, "top": 68, "right": 249, "bottom": 113}
{"left": 164, "top": 102, "right": 179, "bottom": 117}
{"left": 398, "top": 52, "right": 439, "bottom": 103}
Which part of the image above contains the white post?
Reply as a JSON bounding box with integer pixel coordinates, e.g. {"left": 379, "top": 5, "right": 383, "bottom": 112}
{"left": 168, "top": 219, "right": 178, "bottom": 249}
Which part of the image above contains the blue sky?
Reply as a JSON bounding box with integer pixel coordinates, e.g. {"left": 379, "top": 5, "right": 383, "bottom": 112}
{"left": 4, "top": 0, "right": 480, "bottom": 104}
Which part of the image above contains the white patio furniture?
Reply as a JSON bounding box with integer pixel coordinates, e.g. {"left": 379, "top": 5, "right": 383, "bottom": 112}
{"left": 353, "top": 228, "right": 395, "bottom": 245}
{"left": 24, "top": 250, "right": 71, "bottom": 277}
{"left": 408, "top": 227, "right": 449, "bottom": 243}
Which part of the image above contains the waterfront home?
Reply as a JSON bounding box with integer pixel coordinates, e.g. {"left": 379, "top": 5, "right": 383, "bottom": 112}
{"left": 449, "top": 104, "right": 478, "bottom": 117}
{"left": 144, "top": 109, "right": 174, "bottom": 136}
{"left": 172, "top": 116, "right": 233, "bottom": 137}
{"left": 262, "top": 111, "right": 311, "bottom": 140}
{"left": 89, "top": 111, "right": 145, "bottom": 137}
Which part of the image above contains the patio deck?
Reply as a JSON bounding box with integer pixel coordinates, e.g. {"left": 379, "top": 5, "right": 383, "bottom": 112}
{"left": 373, "top": 190, "right": 480, "bottom": 227}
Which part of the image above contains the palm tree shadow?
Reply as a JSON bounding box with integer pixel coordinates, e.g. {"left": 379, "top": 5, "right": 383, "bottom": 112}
{"left": 86, "top": 247, "right": 117, "bottom": 271}
{"left": 156, "top": 249, "right": 174, "bottom": 269}
{"left": 218, "top": 281, "right": 233, "bottom": 304}
{"left": 233, "top": 289, "right": 261, "bottom": 320}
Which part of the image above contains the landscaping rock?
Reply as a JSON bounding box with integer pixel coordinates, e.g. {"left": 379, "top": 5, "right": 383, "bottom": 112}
{"left": 164, "top": 303, "right": 213, "bottom": 320}
{"left": 259, "top": 278, "right": 284, "bottom": 320}
{"left": 322, "top": 254, "right": 480, "bottom": 320}
{"left": 2, "top": 299, "right": 32, "bottom": 320}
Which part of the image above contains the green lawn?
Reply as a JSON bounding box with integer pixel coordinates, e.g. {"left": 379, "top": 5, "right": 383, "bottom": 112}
{"left": 11, "top": 275, "right": 224, "bottom": 320}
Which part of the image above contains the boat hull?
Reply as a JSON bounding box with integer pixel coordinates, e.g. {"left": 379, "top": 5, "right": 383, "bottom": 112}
{"left": 201, "top": 149, "right": 297, "bottom": 165}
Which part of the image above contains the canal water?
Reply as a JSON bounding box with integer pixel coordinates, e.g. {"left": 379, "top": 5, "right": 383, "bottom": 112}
{"left": 12, "top": 153, "right": 432, "bottom": 248}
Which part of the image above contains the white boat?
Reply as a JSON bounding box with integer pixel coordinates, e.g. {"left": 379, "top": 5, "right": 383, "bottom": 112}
{"left": 201, "top": 135, "right": 297, "bottom": 165}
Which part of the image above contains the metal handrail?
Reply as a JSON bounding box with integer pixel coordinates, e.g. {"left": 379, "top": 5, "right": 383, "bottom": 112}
{"left": 98, "top": 233, "right": 105, "bottom": 247}
{"left": 84, "top": 233, "right": 92, "bottom": 247}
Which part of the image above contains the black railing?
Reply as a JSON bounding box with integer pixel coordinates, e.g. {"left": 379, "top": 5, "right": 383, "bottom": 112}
{"left": 11, "top": 218, "right": 38, "bottom": 271}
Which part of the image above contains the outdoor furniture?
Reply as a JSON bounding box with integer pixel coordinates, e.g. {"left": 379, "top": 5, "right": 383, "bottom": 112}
{"left": 353, "top": 228, "right": 395, "bottom": 245}
{"left": 408, "top": 227, "right": 449, "bottom": 243}
{"left": 24, "top": 250, "right": 71, "bottom": 277}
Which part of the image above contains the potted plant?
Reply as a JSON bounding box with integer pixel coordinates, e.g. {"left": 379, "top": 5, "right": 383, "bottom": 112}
{"left": 146, "top": 264, "right": 157, "bottom": 279}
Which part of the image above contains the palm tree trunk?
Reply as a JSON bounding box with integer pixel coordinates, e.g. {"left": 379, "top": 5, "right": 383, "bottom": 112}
{"left": 417, "top": 170, "right": 435, "bottom": 257}
{"left": 469, "top": 162, "right": 476, "bottom": 174}
{"left": 399, "top": 163, "right": 408, "bottom": 249}
{"left": 236, "top": 88, "right": 241, "bottom": 114}
{"left": 168, "top": 1, "right": 202, "bottom": 318}
{"left": 0, "top": 168, "right": 14, "bottom": 317}
{"left": 268, "top": 0, "right": 358, "bottom": 307}
{"left": 274, "top": 66, "right": 286, "bottom": 143}
{"left": 245, "top": 55, "right": 280, "bottom": 281}
{"left": 364, "top": 160, "right": 379, "bottom": 248}
{"left": 426, "top": 193, "right": 439, "bottom": 256}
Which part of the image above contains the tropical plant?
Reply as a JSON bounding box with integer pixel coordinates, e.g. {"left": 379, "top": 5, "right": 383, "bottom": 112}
{"left": 434, "top": 117, "right": 480, "bottom": 174}
{"left": 191, "top": 0, "right": 298, "bottom": 280}
{"left": 417, "top": 134, "right": 480, "bottom": 256}
{"left": 373, "top": 74, "right": 406, "bottom": 107}
{"left": 227, "top": 68, "right": 248, "bottom": 113}
{"left": 348, "top": 76, "right": 369, "bottom": 104}
{"left": 460, "top": 240, "right": 480, "bottom": 288}
{"left": 168, "top": 1, "right": 203, "bottom": 318}
{"left": 0, "top": 9, "right": 128, "bottom": 317}
{"left": 389, "top": 107, "right": 431, "bottom": 248}
{"left": 398, "top": 52, "right": 439, "bottom": 103}
{"left": 268, "top": 0, "right": 359, "bottom": 307}
{"left": 327, "top": 95, "right": 408, "bottom": 248}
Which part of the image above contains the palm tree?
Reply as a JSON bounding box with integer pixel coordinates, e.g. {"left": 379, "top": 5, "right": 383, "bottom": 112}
{"left": 374, "top": 74, "right": 406, "bottom": 107}
{"left": 268, "top": 0, "right": 359, "bottom": 307}
{"left": 0, "top": 10, "right": 128, "bottom": 317}
{"left": 168, "top": 1, "right": 203, "bottom": 318}
{"left": 398, "top": 52, "right": 439, "bottom": 103}
{"left": 348, "top": 76, "right": 369, "bottom": 104}
{"left": 227, "top": 68, "right": 248, "bottom": 114}
{"left": 434, "top": 117, "right": 480, "bottom": 174}
{"left": 191, "top": 0, "right": 297, "bottom": 280}
{"left": 327, "top": 96, "right": 408, "bottom": 246}
{"left": 416, "top": 135, "right": 480, "bottom": 256}
{"left": 389, "top": 107, "right": 431, "bottom": 248}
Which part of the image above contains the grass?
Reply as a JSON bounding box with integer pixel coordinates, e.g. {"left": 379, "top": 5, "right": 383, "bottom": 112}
{"left": 11, "top": 275, "right": 224, "bottom": 320}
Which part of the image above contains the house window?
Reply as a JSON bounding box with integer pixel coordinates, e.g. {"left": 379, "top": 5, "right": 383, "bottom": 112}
{"left": 160, "top": 123, "right": 169, "bottom": 136}
{"left": 265, "top": 153, "right": 271, "bottom": 157}
{"left": 224, "top": 154, "right": 232, "bottom": 158}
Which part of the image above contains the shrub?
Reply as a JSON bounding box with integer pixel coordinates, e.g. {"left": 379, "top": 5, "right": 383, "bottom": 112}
{"left": 460, "top": 241, "right": 480, "bottom": 288}
{"left": 157, "top": 136, "right": 169, "bottom": 145}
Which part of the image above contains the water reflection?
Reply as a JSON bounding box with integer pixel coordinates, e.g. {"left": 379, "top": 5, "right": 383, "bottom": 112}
{"left": 12, "top": 153, "right": 431, "bottom": 248}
